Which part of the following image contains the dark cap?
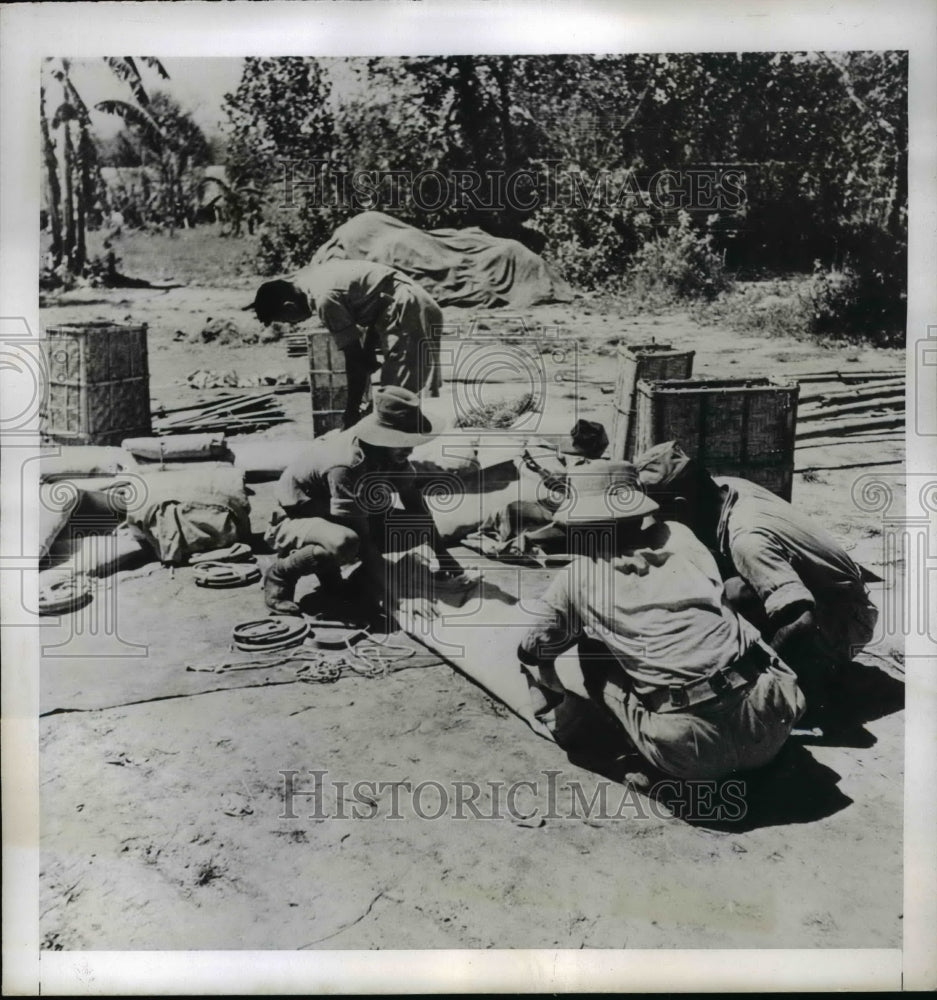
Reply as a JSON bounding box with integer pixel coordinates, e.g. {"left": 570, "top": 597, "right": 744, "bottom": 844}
{"left": 243, "top": 279, "right": 302, "bottom": 325}
{"left": 561, "top": 419, "right": 609, "bottom": 458}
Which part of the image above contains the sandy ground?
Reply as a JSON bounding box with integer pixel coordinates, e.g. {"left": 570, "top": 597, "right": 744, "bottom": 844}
{"left": 37, "top": 250, "right": 906, "bottom": 951}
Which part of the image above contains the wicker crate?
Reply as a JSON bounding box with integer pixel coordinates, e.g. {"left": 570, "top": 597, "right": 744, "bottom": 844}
{"left": 633, "top": 376, "right": 799, "bottom": 500}
{"left": 308, "top": 330, "right": 349, "bottom": 436}
{"left": 41, "top": 322, "right": 151, "bottom": 445}
{"left": 610, "top": 344, "right": 695, "bottom": 460}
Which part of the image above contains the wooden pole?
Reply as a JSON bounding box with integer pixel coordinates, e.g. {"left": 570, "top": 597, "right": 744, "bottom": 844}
{"left": 796, "top": 414, "right": 903, "bottom": 439}
{"left": 794, "top": 370, "right": 904, "bottom": 384}
{"left": 798, "top": 399, "right": 904, "bottom": 421}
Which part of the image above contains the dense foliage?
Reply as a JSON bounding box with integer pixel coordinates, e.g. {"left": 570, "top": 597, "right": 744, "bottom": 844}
{"left": 41, "top": 57, "right": 171, "bottom": 277}
{"left": 218, "top": 52, "right": 906, "bottom": 341}
{"left": 41, "top": 52, "right": 907, "bottom": 342}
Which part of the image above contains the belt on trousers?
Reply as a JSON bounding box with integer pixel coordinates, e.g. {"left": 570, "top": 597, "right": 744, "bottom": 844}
{"left": 642, "top": 642, "right": 773, "bottom": 714}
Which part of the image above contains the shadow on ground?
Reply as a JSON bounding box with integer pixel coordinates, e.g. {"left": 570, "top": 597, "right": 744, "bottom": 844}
{"left": 794, "top": 660, "right": 905, "bottom": 750}
{"left": 551, "top": 686, "right": 871, "bottom": 832}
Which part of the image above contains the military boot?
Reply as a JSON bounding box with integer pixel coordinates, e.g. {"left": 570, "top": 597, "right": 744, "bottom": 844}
{"left": 263, "top": 544, "right": 325, "bottom": 615}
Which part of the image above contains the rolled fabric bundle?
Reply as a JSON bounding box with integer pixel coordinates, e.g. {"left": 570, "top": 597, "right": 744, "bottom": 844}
{"left": 227, "top": 438, "right": 311, "bottom": 480}
{"left": 40, "top": 447, "right": 137, "bottom": 482}
{"left": 56, "top": 523, "right": 151, "bottom": 578}
{"left": 39, "top": 481, "right": 80, "bottom": 559}
{"left": 121, "top": 434, "right": 230, "bottom": 462}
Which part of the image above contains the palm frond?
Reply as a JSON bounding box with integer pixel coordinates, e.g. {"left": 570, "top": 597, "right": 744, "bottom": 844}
{"left": 104, "top": 57, "right": 140, "bottom": 84}
{"left": 104, "top": 57, "right": 151, "bottom": 107}
{"left": 63, "top": 79, "right": 93, "bottom": 126}
{"left": 198, "top": 175, "right": 233, "bottom": 195}
{"left": 51, "top": 102, "right": 78, "bottom": 129}
{"left": 141, "top": 57, "right": 171, "bottom": 80}
{"left": 96, "top": 100, "right": 165, "bottom": 146}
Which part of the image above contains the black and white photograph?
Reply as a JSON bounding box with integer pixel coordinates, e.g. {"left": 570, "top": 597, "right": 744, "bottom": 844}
{"left": 1, "top": 1, "right": 935, "bottom": 994}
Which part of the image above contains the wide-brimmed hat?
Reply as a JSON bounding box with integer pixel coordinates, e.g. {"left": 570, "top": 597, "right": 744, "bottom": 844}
{"left": 242, "top": 279, "right": 300, "bottom": 325}
{"left": 633, "top": 441, "right": 698, "bottom": 495}
{"left": 560, "top": 418, "right": 609, "bottom": 458}
{"left": 551, "top": 461, "right": 658, "bottom": 524}
{"left": 354, "top": 386, "right": 438, "bottom": 448}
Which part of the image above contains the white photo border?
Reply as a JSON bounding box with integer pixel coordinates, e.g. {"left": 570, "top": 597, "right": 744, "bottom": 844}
{"left": 2, "top": 0, "right": 934, "bottom": 993}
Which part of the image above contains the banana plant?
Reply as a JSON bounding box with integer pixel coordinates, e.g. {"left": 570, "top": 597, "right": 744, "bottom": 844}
{"left": 41, "top": 57, "right": 169, "bottom": 275}
{"left": 197, "top": 173, "right": 262, "bottom": 236}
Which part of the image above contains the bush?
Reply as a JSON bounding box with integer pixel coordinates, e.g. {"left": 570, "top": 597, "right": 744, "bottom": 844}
{"left": 625, "top": 211, "right": 732, "bottom": 306}
{"left": 692, "top": 255, "right": 906, "bottom": 348}
{"left": 454, "top": 392, "right": 536, "bottom": 429}
{"left": 690, "top": 280, "right": 812, "bottom": 339}
{"left": 804, "top": 228, "right": 906, "bottom": 347}
{"left": 535, "top": 204, "right": 637, "bottom": 290}
{"left": 255, "top": 201, "right": 349, "bottom": 276}
{"left": 39, "top": 250, "right": 120, "bottom": 293}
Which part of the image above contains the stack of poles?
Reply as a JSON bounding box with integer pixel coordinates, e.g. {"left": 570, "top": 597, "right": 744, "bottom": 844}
{"left": 152, "top": 390, "right": 290, "bottom": 434}
{"left": 795, "top": 370, "right": 904, "bottom": 446}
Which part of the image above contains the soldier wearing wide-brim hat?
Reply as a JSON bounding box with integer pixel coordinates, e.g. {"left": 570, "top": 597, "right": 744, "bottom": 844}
{"left": 263, "top": 386, "right": 464, "bottom": 620}
{"left": 633, "top": 440, "right": 879, "bottom": 725}
{"left": 517, "top": 460, "right": 806, "bottom": 780}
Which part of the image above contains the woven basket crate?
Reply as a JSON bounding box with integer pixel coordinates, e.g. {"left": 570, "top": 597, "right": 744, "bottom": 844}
{"left": 610, "top": 344, "right": 695, "bottom": 460}
{"left": 633, "top": 376, "right": 799, "bottom": 500}
{"left": 41, "top": 322, "right": 151, "bottom": 445}
{"left": 308, "top": 330, "right": 349, "bottom": 436}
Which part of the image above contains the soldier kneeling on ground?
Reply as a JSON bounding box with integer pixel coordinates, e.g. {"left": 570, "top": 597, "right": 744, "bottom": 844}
{"left": 633, "top": 441, "right": 879, "bottom": 727}
{"left": 263, "top": 386, "right": 467, "bottom": 623}
{"left": 518, "top": 461, "right": 805, "bottom": 781}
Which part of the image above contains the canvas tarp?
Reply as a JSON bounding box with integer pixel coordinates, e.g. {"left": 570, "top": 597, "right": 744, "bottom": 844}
{"left": 311, "top": 211, "right": 573, "bottom": 309}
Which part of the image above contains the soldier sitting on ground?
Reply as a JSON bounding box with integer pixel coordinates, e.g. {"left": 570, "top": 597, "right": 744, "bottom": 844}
{"left": 478, "top": 419, "right": 610, "bottom": 555}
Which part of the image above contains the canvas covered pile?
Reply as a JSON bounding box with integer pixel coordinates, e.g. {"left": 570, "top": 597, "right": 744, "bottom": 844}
{"left": 312, "top": 211, "right": 573, "bottom": 309}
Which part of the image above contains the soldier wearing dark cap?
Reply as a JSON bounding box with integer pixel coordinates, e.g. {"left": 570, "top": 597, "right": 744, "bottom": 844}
{"left": 247, "top": 259, "right": 442, "bottom": 428}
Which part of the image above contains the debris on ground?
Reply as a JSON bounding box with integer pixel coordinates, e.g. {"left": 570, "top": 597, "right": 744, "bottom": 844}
{"left": 182, "top": 369, "right": 308, "bottom": 390}
{"left": 153, "top": 391, "right": 290, "bottom": 435}
{"left": 454, "top": 392, "right": 538, "bottom": 429}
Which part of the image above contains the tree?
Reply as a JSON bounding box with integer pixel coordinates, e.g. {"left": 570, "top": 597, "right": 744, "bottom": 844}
{"left": 222, "top": 57, "right": 337, "bottom": 270}
{"left": 98, "top": 90, "right": 210, "bottom": 230}
{"left": 41, "top": 57, "right": 169, "bottom": 275}
{"left": 228, "top": 51, "right": 906, "bottom": 320}
{"left": 223, "top": 57, "right": 335, "bottom": 185}
{"left": 197, "top": 174, "right": 262, "bottom": 235}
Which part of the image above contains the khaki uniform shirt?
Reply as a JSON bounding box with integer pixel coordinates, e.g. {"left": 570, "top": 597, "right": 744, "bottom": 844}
{"left": 714, "top": 476, "right": 867, "bottom": 620}
{"left": 520, "top": 520, "right": 760, "bottom": 698}
{"left": 276, "top": 429, "right": 417, "bottom": 520}
{"left": 293, "top": 259, "right": 396, "bottom": 349}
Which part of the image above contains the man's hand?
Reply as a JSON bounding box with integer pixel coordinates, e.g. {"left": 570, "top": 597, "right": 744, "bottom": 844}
{"left": 768, "top": 604, "right": 822, "bottom": 664}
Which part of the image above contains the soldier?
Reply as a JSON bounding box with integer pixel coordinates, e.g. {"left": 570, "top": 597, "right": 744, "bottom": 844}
{"left": 247, "top": 259, "right": 442, "bottom": 428}
{"left": 518, "top": 461, "right": 805, "bottom": 779}
{"left": 634, "top": 440, "right": 879, "bottom": 720}
{"left": 263, "top": 386, "right": 465, "bottom": 620}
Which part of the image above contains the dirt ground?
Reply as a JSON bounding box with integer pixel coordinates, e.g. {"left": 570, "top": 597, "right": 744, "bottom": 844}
{"left": 37, "top": 231, "right": 906, "bottom": 951}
